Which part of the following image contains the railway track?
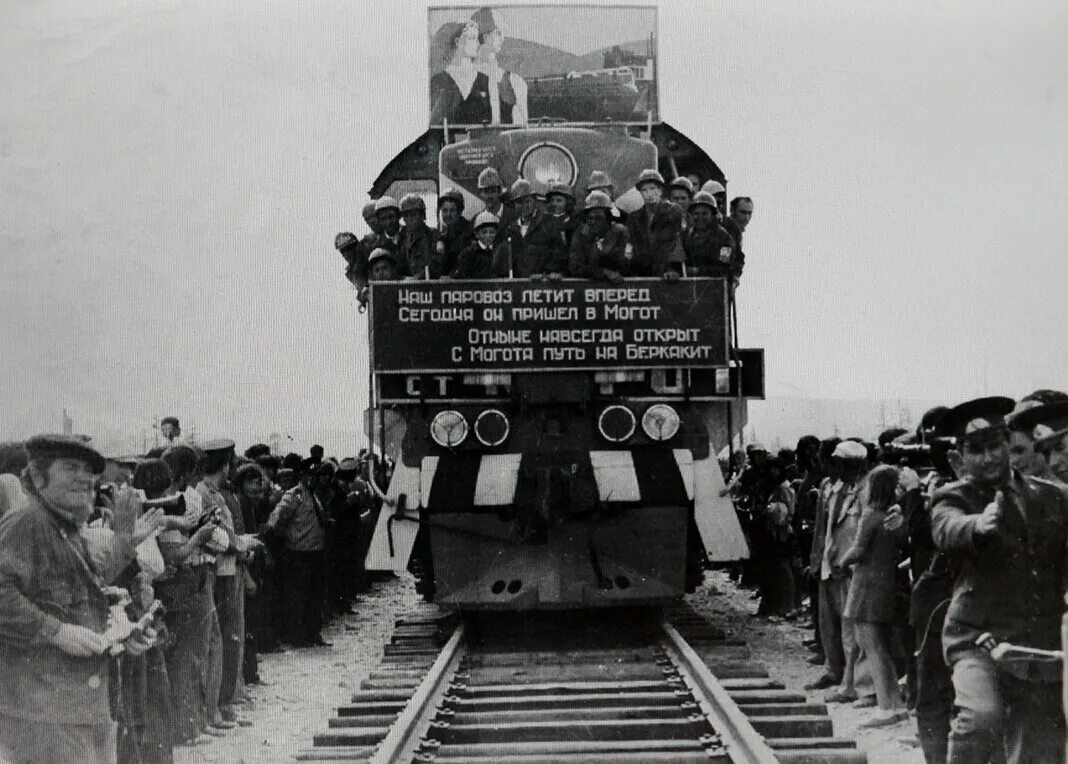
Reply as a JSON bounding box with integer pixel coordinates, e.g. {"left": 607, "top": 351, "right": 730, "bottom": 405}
{"left": 296, "top": 605, "right": 866, "bottom": 763}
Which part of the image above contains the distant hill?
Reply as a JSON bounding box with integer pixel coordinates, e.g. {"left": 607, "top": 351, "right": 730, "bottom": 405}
{"left": 572, "top": 39, "right": 654, "bottom": 73}
{"left": 429, "top": 23, "right": 584, "bottom": 78}
{"left": 428, "top": 32, "right": 653, "bottom": 80}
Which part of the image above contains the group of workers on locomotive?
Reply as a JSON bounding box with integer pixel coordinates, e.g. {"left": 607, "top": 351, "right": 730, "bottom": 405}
{"left": 335, "top": 166, "right": 754, "bottom": 303}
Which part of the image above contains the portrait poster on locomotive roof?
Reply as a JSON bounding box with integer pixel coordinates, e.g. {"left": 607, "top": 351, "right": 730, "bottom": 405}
{"left": 428, "top": 5, "right": 659, "bottom": 127}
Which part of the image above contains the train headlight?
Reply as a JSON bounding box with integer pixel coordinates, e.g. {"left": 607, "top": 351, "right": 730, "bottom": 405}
{"left": 430, "top": 410, "right": 468, "bottom": 448}
{"left": 598, "top": 405, "right": 636, "bottom": 443}
{"left": 518, "top": 142, "right": 577, "bottom": 189}
{"left": 642, "top": 404, "right": 681, "bottom": 441}
{"left": 474, "top": 409, "right": 510, "bottom": 447}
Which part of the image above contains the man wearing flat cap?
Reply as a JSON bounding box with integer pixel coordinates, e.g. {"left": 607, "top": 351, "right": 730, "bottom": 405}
{"left": 931, "top": 396, "right": 1068, "bottom": 763}
{"left": 809, "top": 440, "right": 875, "bottom": 704}
{"left": 0, "top": 435, "right": 162, "bottom": 763}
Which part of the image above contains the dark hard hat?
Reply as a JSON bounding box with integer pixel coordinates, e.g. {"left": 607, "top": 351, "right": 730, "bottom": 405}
{"left": 368, "top": 247, "right": 397, "bottom": 265}
{"left": 477, "top": 167, "right": 503, "bottom": 190}
{"left": 545, "top": 181, "right": 574, "bottom": 200}
{"left": 473, "top": 211, "right": 500, "bottom": 230}
{"left": 374, "top": 196, "right": 400, "bottom": 214}
{"left": 689, "top": 191, "right": 719, "bottom": 212}
{"left": 668, "top": 176, "right": 695, "bottom": 196}
{"left": 335, "top": 232, "right": 359, "bottom": 252}
{"left": 583, "top": 191, "right": 613, "bottom": 211}
{"left": 510, "top": 178, "right": 535, "bottom": 199}
{"left": 399, "top": 193, "right": 427, "bottom": 214}
{"left": 635, "top": 169, "right": 665, "bottom": 189}
{"left": 438, "top": 188, "right": 465, "bottom": 211}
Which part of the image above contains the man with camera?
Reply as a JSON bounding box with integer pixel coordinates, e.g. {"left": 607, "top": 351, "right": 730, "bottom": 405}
{"left": 0, "top": 435, "right": 163, "bottom": 763}
{"left": 931, "top": 396, "right": 1068, "bottom": 763}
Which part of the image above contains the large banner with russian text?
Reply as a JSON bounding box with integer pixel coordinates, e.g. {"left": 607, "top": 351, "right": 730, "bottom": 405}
{"left": 370, "top": 279, "right": 728, "bottom": 373}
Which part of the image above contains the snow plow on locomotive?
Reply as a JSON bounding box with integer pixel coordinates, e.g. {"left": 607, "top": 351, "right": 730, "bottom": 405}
{"left": 355, "top": 127, "right": 763, "bottom": 610}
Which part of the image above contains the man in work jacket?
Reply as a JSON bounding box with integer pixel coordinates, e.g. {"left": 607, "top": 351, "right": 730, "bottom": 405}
{"left": 0, "top": 435, "right": 161, "bottom": 763}
{"left": 627, "top": 169, "right": 685, "bottom": 278}
{"left": 493, "top": 178, "right": 567, "bottom": 279}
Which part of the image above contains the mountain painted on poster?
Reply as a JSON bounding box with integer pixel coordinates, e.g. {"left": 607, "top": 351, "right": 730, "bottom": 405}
{"left": 430, "top": 26, "right": 652, "bottom": 79}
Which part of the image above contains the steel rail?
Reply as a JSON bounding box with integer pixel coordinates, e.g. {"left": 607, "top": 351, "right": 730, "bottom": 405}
{"left": 369, "top": 623, "right": 465, "bottom": 764}
{"left": 660, "top": 619, "right": 779, "bottom": 763}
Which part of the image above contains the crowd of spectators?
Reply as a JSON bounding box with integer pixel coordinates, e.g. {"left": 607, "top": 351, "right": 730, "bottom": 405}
{"left": 0, "top": 423, "right": 393, "bottom": 763}
{"left": 334, "top": 167, "right": 755, "bottom": 304}
{"left": 721, "top": 389, "right": 1068, "bottom": 762}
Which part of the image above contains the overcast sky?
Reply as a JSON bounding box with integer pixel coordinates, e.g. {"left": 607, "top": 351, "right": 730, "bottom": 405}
{"left": 1, "top": 0, "right": 1066, "bottom": 453}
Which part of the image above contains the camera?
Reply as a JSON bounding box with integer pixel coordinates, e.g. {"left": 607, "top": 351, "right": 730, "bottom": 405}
{"left": 143, "top": 494, "right": 186, "bottom": 516}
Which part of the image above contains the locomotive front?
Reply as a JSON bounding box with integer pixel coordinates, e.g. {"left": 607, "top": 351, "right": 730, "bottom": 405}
{"left": 357, "top": 126, "right": 762, "bottom": 610}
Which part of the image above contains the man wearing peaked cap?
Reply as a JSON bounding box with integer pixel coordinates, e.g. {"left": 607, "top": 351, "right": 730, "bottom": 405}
{"left": 1006, "top": 400, "right": 1068, "bottom": 479}
{"left": 0, "top": 434, "right": 163, "bottom": 760}
{"left": 1032, "top": 402, "right": 1068, "bottom": 483}
{"left": 194, "top": 437, "right": 248, "bottom": 727}
{"left": 930, "top": 396, "right": 1068, "bottom": 763}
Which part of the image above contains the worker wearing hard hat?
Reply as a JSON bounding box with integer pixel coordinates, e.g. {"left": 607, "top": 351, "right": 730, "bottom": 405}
{"left": 699, "top": 180, "right": 728, "bottom": 217}
{"left": 341, "top": 197, "right": 403, "bottom": 301}
{"left": 493, "top": 179, "right": 568, "bottom": 279}
{"left": 545, "top": 181, "right": 578, "bottom": 248}
{"left": 476, "top": 166, "right": 513, "bottom": 243}
{"left": 398, "top": 193, "right": 443, "bottom": 279}
{"left": 569, "top": 191, "right": 631, "bottom": 283}
{"left": 585, "top": 170, "right": 626, "bottom": 224}
{"left": 668, "top": 176, "right": 695, "bottom": 212}
{"left": 684, "top": 191, "right": 742, "bottom": 283}
{"left": 626, "top": 169, "right": 685, "bottom": 279}
{"left": 367, "top": 247, "right": 400, "bottom": 282}
{"left": 477, "top": 167, "right": 506, "bottom": 217}
{"left": 449, "top": 211, "right": 500, "bottom": 280}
